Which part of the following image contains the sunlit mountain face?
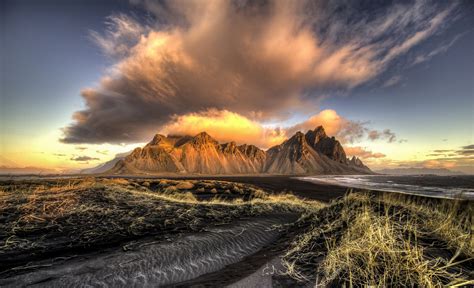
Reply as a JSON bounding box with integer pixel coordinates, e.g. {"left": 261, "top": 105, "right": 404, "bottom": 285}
{"left": 1, "top": 0, "right": 473, "bottom": 174}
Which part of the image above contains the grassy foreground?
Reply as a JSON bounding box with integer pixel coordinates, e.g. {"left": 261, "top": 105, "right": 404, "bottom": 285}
{"left": 0, "top": 178, "right": 311, "bottom": 276}
{"left": 0, "top": 177, "right": 472, "bottom": 286}
{"left": 283, "top": 192, "right": 473, "bottom": 287}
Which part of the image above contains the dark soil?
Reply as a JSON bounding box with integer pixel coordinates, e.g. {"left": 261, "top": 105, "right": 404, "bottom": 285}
{"left": 146, "top": 175, "right": 350, "bottom": 202}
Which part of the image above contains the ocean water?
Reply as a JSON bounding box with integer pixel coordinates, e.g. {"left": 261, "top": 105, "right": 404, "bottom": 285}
{"left": 298, "top": 175, "right": 474, "bottom": 200}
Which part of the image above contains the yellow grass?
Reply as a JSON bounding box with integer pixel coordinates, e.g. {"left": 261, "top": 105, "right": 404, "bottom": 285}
{"left": 283, "top": 192, "right": 474, "bottom": 287}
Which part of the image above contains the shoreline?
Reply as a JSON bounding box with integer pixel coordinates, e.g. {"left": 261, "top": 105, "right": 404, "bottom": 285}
{"left": 169, "top": 175, "right": 349, "bottom": 203}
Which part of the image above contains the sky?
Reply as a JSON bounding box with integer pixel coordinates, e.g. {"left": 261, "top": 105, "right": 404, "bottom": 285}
{"left": 1, "top": 0, "right": 473, "bottom": 173}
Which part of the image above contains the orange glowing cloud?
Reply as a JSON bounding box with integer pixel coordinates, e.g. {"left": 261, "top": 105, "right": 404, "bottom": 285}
{"left": 159, "top": 109, "right": 388, "bottom": 149}
{"left": 285, "top": 109, "right": 345, "bottom": 137}
{"left": 422, "top": 160, "right": 457, "bottom": 169}
{"left": 344, "top": 146, "right": 386, "bottom": 159}
{"left": 285, "top": 109, "right": 368, "bottom": 143}
{"left": 160, "top": 109, "right": 286, "bottom": 148}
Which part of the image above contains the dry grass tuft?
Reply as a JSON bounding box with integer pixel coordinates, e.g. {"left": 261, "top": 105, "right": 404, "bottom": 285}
{"left": 283, "top": 192, "right": 473, "bottom": 287}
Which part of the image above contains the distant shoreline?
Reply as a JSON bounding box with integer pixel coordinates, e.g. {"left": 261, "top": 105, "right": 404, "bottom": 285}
{"left": 2, "top": 174, "right": 472, "bottom": 202}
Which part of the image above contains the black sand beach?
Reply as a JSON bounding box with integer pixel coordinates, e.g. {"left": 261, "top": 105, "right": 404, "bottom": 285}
{"left": 185, "top": 176, "right": 349, "bottom": 202}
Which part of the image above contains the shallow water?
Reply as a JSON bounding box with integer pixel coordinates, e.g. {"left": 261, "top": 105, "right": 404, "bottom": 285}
{"left": 0, "top": 215, "right": 294, "bottom": 287}
{"left": 297, "top": 175, "right": 474, "bottom": 200}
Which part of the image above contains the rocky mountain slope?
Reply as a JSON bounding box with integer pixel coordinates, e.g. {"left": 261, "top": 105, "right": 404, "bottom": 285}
{"left": 108, "top": 126, "right": 371, "bottom": 175}
{"left": 80, "top": 151, "right": 131, "bottom": 174}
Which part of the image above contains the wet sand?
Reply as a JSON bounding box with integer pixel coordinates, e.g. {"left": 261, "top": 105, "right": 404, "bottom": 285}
{"left": 0, "top": 214, "right": 296, "bottom": 288}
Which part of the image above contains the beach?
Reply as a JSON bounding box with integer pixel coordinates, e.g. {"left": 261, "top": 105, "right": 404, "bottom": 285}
{"left": 0, "top": 176, "right": 472, "bottom": 287}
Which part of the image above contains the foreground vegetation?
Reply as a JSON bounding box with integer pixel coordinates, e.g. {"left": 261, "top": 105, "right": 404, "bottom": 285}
{"left": 0, "top": 177, "right": 314, "bottom": 276}
{"left": 283, "top": 192, "right": 473, "bottom": 287}
{"left": 0, "top": 177, "right": 472, "bottom": 286}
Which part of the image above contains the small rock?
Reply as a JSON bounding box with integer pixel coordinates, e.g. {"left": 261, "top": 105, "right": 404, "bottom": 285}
{"left": 176, "top": 181, "right": 194, "bottom": 190}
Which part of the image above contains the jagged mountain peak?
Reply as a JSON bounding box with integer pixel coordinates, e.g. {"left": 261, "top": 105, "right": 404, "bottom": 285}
{"left": 305, "top": 125, "right": 327, "bottom": 147}
{"left": 189, "top": 132, "right": 218, "bottom": 146}
{"left": 148, "top": 134, "right": 168, "bottom": 146}
{"left": 238, "top": 144, "right": 265, "bottom": 158}
{"left": 313, "top": 125, "right": 326, "bottom": 135}
{"left": 302, "top": 127, "right": 347, "bottom": 164}
{"left": 108, "top": 126, "right": 372, "bottom": 175}
{"left": 283, "top": 131, "right": 308, "bottom": 148}
{"left": 221, "top": 141, "right": 238, "bottom": 153}
{"left": 281, "top": 131, "right": 309, "bottom": 154}
{"left": 195, "top": 131, "right": 212, "bottom": 138}
{"left": 349, "top": 156, "right": 365, "bottom": 167}
{"left": 293, "top": 131, "right": 306, "bottom": 139}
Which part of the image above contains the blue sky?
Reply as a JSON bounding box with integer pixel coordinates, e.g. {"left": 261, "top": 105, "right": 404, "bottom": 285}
{"left": 2, "top": 0, "right": 124, "bottom": 136}
{"left": 322, "top": 20, "right": 474, "bottom": 145}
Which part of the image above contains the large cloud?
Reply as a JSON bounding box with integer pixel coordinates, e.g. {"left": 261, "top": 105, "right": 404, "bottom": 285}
{"left": 61, "top": 0, "right": 456, "bottom": 144}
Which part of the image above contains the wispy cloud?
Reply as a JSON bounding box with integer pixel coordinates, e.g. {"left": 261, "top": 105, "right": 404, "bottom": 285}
{"left": 412, "top": 32, "right": 465, "bottom": 65}
{"left": 458, "top": 145, "right": 474, "bottom": 155}
{"left": 382, "top": 75, "right": 402, "bottom": 88}
{"left": 368, "top": 129, "right": 397, "bottom": 143}
{"left": 426, "top": 145, "right": 474, "bottom": 157}
{"left": 70, "top": 156, "right": 99, "bottom": 162}
{"left": 416, "top": 145, "right": 474, "bottom": 172}
{"left": 62, "top": 0, "right": 458, "bottom": 144}
{"left": 53, "top": 153, "right": 67, "bottom": 157}
{"left": 90, "top": 13, "right": 146, "bottom": 59}
{"left": 368, "top": 143, "right": 474, "bottom": 174}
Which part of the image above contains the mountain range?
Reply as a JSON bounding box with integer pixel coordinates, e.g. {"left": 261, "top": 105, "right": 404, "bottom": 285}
{"left": 0, "top": 166, "right": 60, "bottom": 175}
{"left": 108, "top": 126, "right": 371, "bottom": 175}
